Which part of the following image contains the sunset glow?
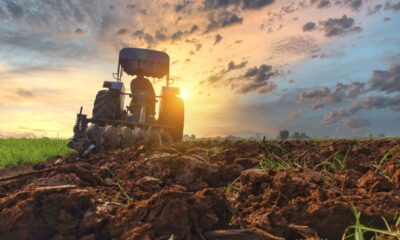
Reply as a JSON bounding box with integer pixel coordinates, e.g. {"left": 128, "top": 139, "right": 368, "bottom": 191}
{"left": 0, "top": 0, "right": 399, "bottom": 138}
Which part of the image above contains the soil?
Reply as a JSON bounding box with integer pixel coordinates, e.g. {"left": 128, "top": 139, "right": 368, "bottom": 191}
{"left": 0, "top": 139, "right": 399, "bottom": 239}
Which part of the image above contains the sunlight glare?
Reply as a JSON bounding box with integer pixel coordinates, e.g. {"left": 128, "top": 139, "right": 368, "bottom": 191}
{"left": 180, "top": 90, "right": 189, "bottom": 100}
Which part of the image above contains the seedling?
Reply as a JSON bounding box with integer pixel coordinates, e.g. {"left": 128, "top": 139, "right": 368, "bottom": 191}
{"left": 342, "top": 206, "right": 400, "bottom": 240}
{"left": 226, "top": 177, "right": 241, "bottom": 193}
{"left": 314, "top": 145, "right": 352, "bottom": 171}
{"left": 375, "top": 144, "right": 400, "bottom": 171}
{"left": 259, "top": 153, "right": 292, "bottom": 170}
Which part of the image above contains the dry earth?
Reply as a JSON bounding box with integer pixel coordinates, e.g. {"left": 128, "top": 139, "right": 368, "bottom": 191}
{"left": 0, "top": 139, "right": 399, "bottom": 239}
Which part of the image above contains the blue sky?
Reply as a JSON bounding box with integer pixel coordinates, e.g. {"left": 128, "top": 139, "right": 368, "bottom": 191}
{"left": 0, "top": 0, "right": 399, "bottom": 138}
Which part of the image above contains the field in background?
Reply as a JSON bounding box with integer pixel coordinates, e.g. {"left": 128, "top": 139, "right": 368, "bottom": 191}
{"left": 0, "top": 138, "right": 73, "bottom": 168}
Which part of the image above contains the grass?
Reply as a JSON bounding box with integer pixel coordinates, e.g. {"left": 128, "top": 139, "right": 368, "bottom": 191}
{"left": 226, "top": 176, "right": 240, "bottom": 193}
{"left": 314, "top": 145, "right": 353, "bottom": 171}
{"left": 372, "top": 144, "right": 400, "bottom": 182}
{"left": 259, "top": 153, "right": 293, "bottom": 170}
{"left": 342, "top": 206, "right": 400, "bottom": 240}
{"left": 0, "top": 138, "right": 73, "bottom": 168}
{"left": 375, "top": 144, "right": 400, "bottom": 171}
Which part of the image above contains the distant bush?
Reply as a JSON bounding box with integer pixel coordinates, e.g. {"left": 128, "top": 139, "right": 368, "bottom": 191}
{"left": 278, "top": 130, "right": 290, "bottom": 140}
{"left": 278, "top": 130, "right": 309, "bottom": 140}
{"left": 291, "top": 132, "right": 309, "bottom": 139}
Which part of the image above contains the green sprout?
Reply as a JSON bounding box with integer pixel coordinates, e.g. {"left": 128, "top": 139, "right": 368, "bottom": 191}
{"left": 342, "top": 206, "right": 400, "bottom": 240}
{"left": 226, "top": 176, "right": 241, "bottom": 193}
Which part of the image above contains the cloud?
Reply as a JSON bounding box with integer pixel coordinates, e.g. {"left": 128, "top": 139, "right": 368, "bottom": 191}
{"left": 384, "top": 1, "right": 400, "bottom": 11}
{"left": 343, "top": 117, "right": 371, "bottom": 130}
{"left": 154, "top": 30, "right": 167, "bottom": 41}
{"left": 233, "top": 64, "right": 277, "bottom": 94}
{"left": 5, "top": 0, "right": 24, "bottom": 19}
{"left": 132, "top": 29, "right": 155, "bottom": 46}
{"left": 203, "top": 72, "right": 224, "bottom": 85}
{"left": 302, "top": 21, "right": 316, "bottom": 32}
{"left": 203, "top": 0, "right": 274, "bottom": 10}
{"left": 309, "top": 63, "right": 400, "bottom": 99}
{"left": 152, "top": 25, "right": 202, "bottom": 43}
{"left": 281, "top": 108, "right": 302, "bottom": 123}
{"left": 175, "top": 1, "right": 194, "bottom": 12}
{"left": 299, "top": 82, "right": 366, "bottom": 109}
{"left": 369, "top": 64, "right": 400, "bottom": 93}
{"left": 202, "top": 62, "right": 277, "bottom": 94}
{"left": 242, "top": 0, "right": 274, "bottom": 10}
{"left": 367, "top": 4, "right": 382, "bottom": 15}
{"left": 0, "top": 28, "right": 95, "bottom": 61}
{"left": 300, "top": 63, "right": 400, "bottom": 126}
{"left": 0, "top": 84, "right": 66, "bottom": 108}
{"left": 205, "top": 11, "right": 243, "bottom": 33}
{"left": 319, "top": 15, "right": 362, "bottom": 37}
{"left": 171, "top": 30, "right": 185, "bottom": 41}
{"left": 203, "top": 0, "right": 241, "bottom": 10}
{"left": 321, "top": 94, "right": 400, "bottom": 125}
{"left": 16, "top": 88, "right": 34, "bottom": 98}
{"left": 0, "top": 64, "right": 65, "bottom": 78}
{"left": 227, "top": 60, "right": 248, "bottom": 71}
{"left": 201, "top": 59, "right": 247, "bottom": 85}
{"left": 116, "top": 28, "right": 128, "bottom": 35}
{"left": 75, "top": 28, "right": 84, "bottom": 35}
{"left": 214, "top": 33, "right": 223, "bottom": 45}
{"left": 281, "top": 3, "right": 297, "bottom": 13}
{"left": 190, "top": 24, "right": 199, "bottom": 33}
{"left": 273, "top": 36, "right": 318, "bottom": 54}
{"left": 342, "top": 0, "right": 363, "bottom": 10}
{"left": 310, "top": 0, "right": 330, "bottom": 8}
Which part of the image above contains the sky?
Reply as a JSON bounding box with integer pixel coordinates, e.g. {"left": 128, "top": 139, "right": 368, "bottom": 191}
{"left": 0, "top": 0, "right": 399, "bottom": 138}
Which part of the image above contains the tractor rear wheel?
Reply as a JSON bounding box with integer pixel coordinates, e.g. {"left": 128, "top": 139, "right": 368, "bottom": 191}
{"left": 158, "top": 96, "right": 184, "bottom": 142}
{"left": 92, "top": 90, "right": 122, "bottom": 126}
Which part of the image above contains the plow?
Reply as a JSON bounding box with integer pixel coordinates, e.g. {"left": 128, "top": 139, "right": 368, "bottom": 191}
{"left": 68, "top": 48, "right": 184, "bottom": 156}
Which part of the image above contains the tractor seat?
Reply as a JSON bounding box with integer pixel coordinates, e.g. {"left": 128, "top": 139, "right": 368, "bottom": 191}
{"left": 130, "top": 77, "right": 156, "bottom": 117}
{"left": 130, "top": 77, "right": 156, "bottom": 97}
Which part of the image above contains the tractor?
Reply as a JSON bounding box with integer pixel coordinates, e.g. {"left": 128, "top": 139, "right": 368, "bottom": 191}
{"left": 68, "top": 48, "right": 184, "bottom": 156}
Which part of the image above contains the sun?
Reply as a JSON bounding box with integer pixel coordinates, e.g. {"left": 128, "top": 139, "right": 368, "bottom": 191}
{"left": 180, "top": 90, "right": 189, "bottom": 100}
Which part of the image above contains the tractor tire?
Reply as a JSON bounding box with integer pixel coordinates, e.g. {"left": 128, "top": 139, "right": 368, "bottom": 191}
{"left": 92, "top": 90, "right": 122, "bottom": 126}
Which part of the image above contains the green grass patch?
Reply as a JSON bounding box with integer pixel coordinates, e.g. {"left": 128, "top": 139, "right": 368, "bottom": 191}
{"left": 0, "top": 138, "right": 73, "bottom": 168}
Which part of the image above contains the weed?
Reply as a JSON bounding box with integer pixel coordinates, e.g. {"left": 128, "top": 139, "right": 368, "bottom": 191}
{"left": 342, "top": 206, "right": 400, "bottom": 240}
{"left": 106, "top": 168, "right": 133, "bottom": 203}
{"left": 335, "top": 145, "right": 352, "bottom": 169}
{"left": 259, "top": 153, "right": 292, "bottom": 170}
{"left": 226, "top": 177, "right": 240, "bottom": 193}
{"left": 314, "top": 145, "right": 353, "bottom": 171}
{"left": 373, "top": 144, "right": 400, "bottom": 182}
{"left": 375, "top": 144, "right": 400, "bottom": 171}
{"left": 116, "top": 182, "right": 133, "bottom": 203}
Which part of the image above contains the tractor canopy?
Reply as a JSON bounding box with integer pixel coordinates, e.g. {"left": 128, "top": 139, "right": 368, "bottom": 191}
{"left": 119, "top": 48, "right": 170, "bottom": 78}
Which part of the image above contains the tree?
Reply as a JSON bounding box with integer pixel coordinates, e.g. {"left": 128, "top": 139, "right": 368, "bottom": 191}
{"left": 291, "top": 132, "right": 301, "bottom": 139}
{"left": 278, "top": 130, "right": 289, "bottom": 140}
{"left": 300, "top": 132, "right": 309, "bottom": 139}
